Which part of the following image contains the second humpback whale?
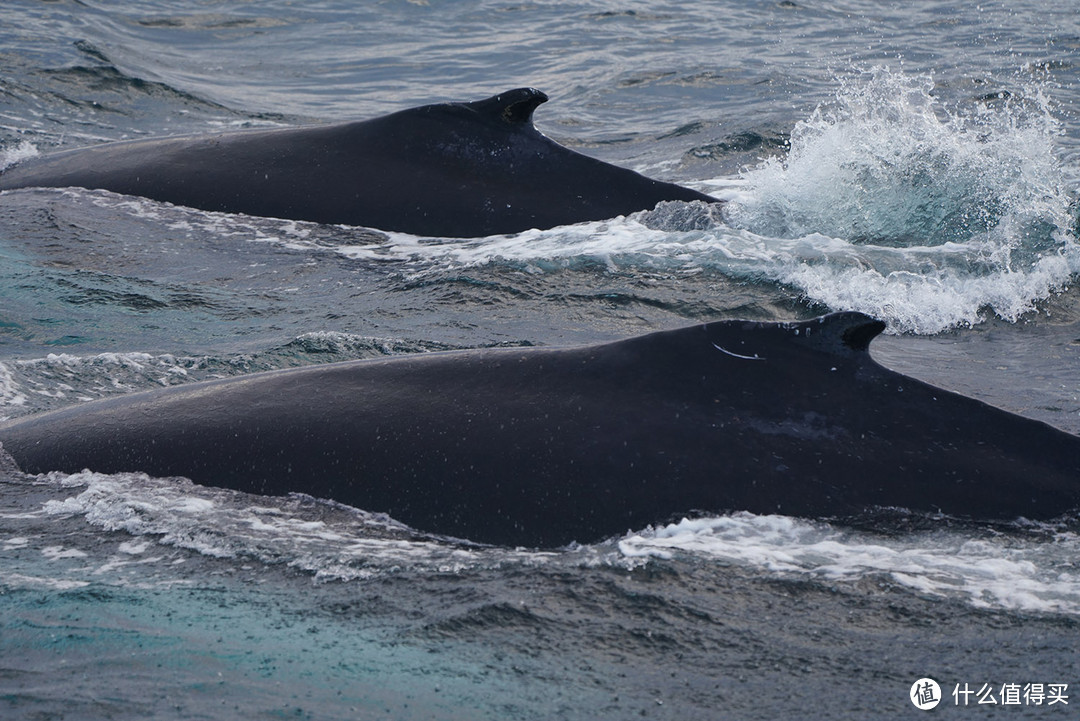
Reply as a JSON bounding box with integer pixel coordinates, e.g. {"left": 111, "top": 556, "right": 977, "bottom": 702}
{"left": 0, "top": 88, "right": 717, "bottom": 237}
{"left": 1, "top": 312, "right": 1078, "bottom": 547}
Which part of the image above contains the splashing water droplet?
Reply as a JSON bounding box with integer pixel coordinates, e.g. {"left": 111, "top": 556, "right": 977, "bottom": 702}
{"left": 723, "top": 66, "right": 1080, "bottom": 333}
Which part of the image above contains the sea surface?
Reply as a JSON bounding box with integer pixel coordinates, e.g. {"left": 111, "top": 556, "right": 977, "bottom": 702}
{"left": 2, "top": 1, "right": 1080, "bottom": 719}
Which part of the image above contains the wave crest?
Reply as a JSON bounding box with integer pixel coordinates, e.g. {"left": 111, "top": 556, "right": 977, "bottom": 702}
{"left": 722, "top": 66, "right": 1079, "bottom": 332}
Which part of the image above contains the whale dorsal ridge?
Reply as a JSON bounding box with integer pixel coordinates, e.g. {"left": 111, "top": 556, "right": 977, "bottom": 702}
{"left": 696, "top": 311, "right": 886, "bottom": 362}
{"left": 781, "top": 311, "right": 887, "bottom": 354}
{"left": 831, "top": 312, "right": 887, "bottom": 351}
{"left": 470, "top": 87, "right": 549, "bottom": 126}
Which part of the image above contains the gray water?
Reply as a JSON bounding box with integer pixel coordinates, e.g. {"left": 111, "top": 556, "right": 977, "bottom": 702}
{"left": 2, "top": 1, "right": 1080, "bottom": 718}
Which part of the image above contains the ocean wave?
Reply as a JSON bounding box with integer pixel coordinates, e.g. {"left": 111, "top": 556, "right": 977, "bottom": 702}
{"left": 0, "top": 332, "right": 460, "bottom": 419}
{"left": 721, "top": 66, "right": 1080, "bottom": 332}
{"left": 620, "top": 512, "right": 1080, "bottom": 616}
{"left": 34, "top": 470, "right": 555, "bottom": 582}
{"left": 11, "top": 464, "right": 1078, "bottom": 617}
{"left": 0, "top": 140, "right": 39, "bottom": 171}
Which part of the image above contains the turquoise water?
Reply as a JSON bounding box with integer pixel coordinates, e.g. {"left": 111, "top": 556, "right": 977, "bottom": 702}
{"left": 2, "top": 1, "right": 1080, "bottom": 718}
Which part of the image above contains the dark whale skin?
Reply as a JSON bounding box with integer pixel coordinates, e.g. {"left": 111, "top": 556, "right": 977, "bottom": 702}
{"left": 2, "top": 312, "right": 1078, "bottom": 547}
{"left": 0, "top": 88, "right": 717, "bottom": 237}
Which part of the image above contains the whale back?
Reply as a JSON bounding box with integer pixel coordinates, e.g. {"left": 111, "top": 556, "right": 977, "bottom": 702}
{"left": 0, "top": 88, "right": 716, "bottom": 237}
{"left": 2, "top": 312, "right": 1079, "bottom": 547}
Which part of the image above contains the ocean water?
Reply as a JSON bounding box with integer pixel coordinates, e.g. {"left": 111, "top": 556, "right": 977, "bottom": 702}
{"left": 2, "top": 1, "right": 1080, "bottom": 718}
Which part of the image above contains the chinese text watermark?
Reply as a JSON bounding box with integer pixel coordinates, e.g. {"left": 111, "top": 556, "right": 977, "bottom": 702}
{"left": 910, "top": 679, "right": 1069, "bottom": 710}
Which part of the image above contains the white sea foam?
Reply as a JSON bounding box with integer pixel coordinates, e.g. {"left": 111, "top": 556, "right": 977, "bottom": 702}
{"left": 0, "top": 350, "right": 214, "bottom": 416}
{"left": 619, "top": 513, "right": 1080, "bottom": 616}
{"left": 27, "top": 468, "right": 1080, "bottom": 615}
{"left": 722, "top": 66, "right": 1080, "bottom": 333}
{"left": 40, "top": 544, "right": 88, "bottom": 560}
{"left": 0, "top": 140, "right": 38, "bottom": 170}
{"left": 0, "top": 572, "right": 90, "bottom": 591}
{"left": 39, "top": 470, "right": 553, "bottom": 581}
{"left": 0, "top": 334, "right": 453, "bottom": 419}
{"left": 0, "top": 361, "right": 29, "bottom": 414}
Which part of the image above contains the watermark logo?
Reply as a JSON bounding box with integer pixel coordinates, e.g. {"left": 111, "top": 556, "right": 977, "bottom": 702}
{"left": 911, "top": 678, "right": 942, "bottom": 710}
{"left": 910, "top": 678, "right": 1070, "bottom": 710}
{"left": 953, "top": 682, "right": 1069, "bottom": 707}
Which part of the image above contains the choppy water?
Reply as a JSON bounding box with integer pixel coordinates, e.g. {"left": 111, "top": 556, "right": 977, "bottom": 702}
{"left": 2, "top": 1, "right": 1080, "bottom": 719}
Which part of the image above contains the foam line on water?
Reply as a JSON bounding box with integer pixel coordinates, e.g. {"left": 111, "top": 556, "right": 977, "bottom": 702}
{"left": 620, "top": 513, "right": 1080, "bottom": 616}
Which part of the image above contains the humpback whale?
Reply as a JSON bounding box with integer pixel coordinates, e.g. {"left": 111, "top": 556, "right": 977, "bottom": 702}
{"left": 1, "top": 313, "right": 1078, "bottom": 547}
{"left": 0, "top": 88, "right": 717, "bottom": 237}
